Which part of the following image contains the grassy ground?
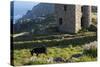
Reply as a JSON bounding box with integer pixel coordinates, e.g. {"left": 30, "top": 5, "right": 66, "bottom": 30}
{"left": 13, "top": 41, "right": 97, "bottom": 66}
{"left": 12, "top": 32, "right": 97, "bottom": 66}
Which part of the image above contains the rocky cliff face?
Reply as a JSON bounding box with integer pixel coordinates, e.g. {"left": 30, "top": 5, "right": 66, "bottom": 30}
{"left": 21, "top": 3, "right": 55, "bottom": 20}
{"left": 13, "top": 3, "right": 56, "bottom": 33}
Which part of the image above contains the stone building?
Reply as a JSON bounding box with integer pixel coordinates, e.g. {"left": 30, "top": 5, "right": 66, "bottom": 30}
{"left": 55, "top": 4, "right": 91, "bottom": 33}
{"left": 81, "top": 6, "right": 92, "bottom": 28}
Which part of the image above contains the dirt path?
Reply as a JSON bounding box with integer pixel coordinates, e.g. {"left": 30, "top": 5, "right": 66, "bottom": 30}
{"left": 13, "top": 32, "right": 29, "bottom": 38}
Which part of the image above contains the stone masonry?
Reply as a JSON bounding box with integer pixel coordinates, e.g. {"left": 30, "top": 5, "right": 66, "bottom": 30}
{"left": 55, "top": 4, "right": 91, "bottom": 33}
{"left": 81, "top": 6, "right": 92, "bottom": 28}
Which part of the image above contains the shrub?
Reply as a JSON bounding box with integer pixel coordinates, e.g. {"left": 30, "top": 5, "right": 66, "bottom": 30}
{"left": 92, "top": 15, "right": 97, "bottom": 25}
{"left": 88, "top": 24, "right": 97, "bottom": 32}
{"left": 83, "top": 41, "right": 97, "bottom": 57}
{"left": 78, "top": 28, "right": 88, "bottom": 33}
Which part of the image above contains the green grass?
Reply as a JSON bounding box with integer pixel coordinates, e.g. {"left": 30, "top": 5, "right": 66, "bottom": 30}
{"left": 13, "top": 44, "right": 97, "bottom": 66}
{"left": 13, "top": 32, "right": 96, "bottom": 41}
{"left": 12, "top": 32, "right": 97, "bottom": 66}
{"left": 13, "top": 46, "right": 77, "bottom": 65}
{"left": 13, "top": 35, "right": 97, "bottom": 50}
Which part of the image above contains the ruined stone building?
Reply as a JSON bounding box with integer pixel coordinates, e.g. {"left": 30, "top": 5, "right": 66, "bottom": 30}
{"left": 55, "top": 4, "right": 91, "bottom": 33}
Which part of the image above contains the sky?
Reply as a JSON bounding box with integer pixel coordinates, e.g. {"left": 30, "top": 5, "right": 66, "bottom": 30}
{"left": 13, "top": 1, "right": 39, "bottom": 22}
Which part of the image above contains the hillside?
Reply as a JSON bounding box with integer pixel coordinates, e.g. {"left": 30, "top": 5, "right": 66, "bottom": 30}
{"left": 21, "top": 3, "right": 55, "bottom": 20}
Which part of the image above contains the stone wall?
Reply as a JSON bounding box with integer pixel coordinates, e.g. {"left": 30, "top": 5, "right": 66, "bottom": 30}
{"left": 75, "top": 5, "right": 82, "bottom": 33}
{"left": 81, "top": 6, "right": 92, "bottom": 28}
{"left": 55, "top": 4, "right": 82, "bottom": 33}
{"left": 55, "top": 4, "right": 91, "bottom": 33}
